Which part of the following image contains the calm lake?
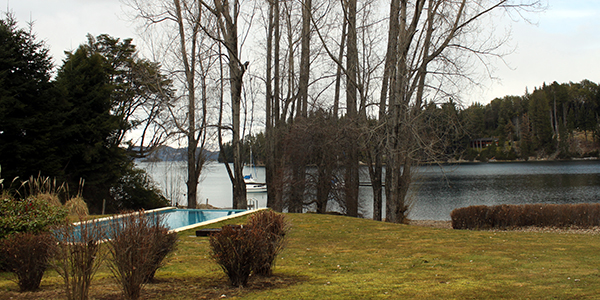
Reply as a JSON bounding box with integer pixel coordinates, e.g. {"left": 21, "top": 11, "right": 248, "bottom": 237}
{"left": 138, "top": 160, "right": 600, "bottom": 221}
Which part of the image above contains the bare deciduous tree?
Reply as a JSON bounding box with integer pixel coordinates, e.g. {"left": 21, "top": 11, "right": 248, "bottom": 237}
{"left": 125, "top": 0, "right": 216, "bottom": 208}
{"left": 381, "top": 0, "right": 543, "bottom": 223}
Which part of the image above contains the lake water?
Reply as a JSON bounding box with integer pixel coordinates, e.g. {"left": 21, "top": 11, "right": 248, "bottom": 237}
{"left": 138, "top": 160, "right": 600, "bottom": 221}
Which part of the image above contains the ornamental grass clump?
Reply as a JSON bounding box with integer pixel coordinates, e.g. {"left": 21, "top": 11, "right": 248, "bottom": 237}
{"left": 64, "top": 196, "right": 89, "bottom": 217}
{"left": 246, "top": 210, "right": 290, "bottom": 276}
{"left": 0, "top": 231, "right": 56, "bottom": 291}
{"left": 50, "top": 218, "right": 106, "bottom": 300}
{"left": 107, "top": 211, "right": 178, "bottom": 300}
{"left": 18, "top": 174, "right": 67, "bottom": 200}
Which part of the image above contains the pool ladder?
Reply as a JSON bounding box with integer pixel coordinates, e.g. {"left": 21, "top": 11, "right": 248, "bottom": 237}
{"left": 247, "top": 198, "right": 259, "bottom": 210}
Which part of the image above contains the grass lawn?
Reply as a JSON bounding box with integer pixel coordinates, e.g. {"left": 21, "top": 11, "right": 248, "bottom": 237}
{"left": 1, "top": 213, "right": 599, "bottom": 299}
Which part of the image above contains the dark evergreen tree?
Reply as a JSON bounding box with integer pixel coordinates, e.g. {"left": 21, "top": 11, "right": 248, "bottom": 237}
{"left": 528, "top": 88, "right": 554, "bottom": 152}
{"left": 53, "top": 35, "right": 171, "bottom": 213}
{"left": 54, "top": 46, "right": 129, "bottom": 211}
{"left": 81, "top": 34, "right": 171, "bottom": 156}
{"left": 0, "top": 14, "right": 64, "bottom": 182}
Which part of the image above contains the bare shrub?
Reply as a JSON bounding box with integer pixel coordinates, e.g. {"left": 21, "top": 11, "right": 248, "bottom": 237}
{"left": 51, "top": 219, "right": 106, "bottom": 300}
{"left": 107, "top": 211, "right": 177, "bottom": 300}
{"left": 145, "top": 227, "right": 178, "bottom": 283}
{"left": 209, "top": 225, "right": 265, "bottom": 287}
{"left": 0, "top": 232, "right": 55, "bottom": 291}
{"left": 65, "top": 196, "right": 89, "bottom": 217}
{"left": 246, "top": 210, "right": 290, "bottom": 276}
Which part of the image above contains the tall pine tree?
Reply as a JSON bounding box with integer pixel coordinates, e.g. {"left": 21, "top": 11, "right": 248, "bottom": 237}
{"left": 0, "top": 14, "right": 64, "bottom": 181}
{"left": 54, "top": 46, "right": 130, "bottom": 211}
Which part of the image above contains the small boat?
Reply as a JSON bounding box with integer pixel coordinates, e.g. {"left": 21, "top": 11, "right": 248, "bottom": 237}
{"left": 244, "top": 148, "right": 267, "bottom": 193}
{"left": 245, "top": 178, "right": 267, "bottom": 193}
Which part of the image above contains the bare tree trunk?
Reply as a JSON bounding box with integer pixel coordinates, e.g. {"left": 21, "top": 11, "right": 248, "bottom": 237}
{"left": 208, "top": 0, "right": 248, "bottom": 209}
{"left": 265, "top": 0, "right": 276, "bottom": 210}
{"left": 174, "top": 0, "right": 203, "bottom": 209}
{"left": 370, "top": 0, "right": 399, "bottom": 221}
{"left": 285, "top": 0, "right": 312, "bottom": 213}
{"left": 298, "top": 0, "right": 311, "bottom": 118}
{"left": 333, "top": 20, "right": 347, "bottom": 118}
{"left": 265, "top": 0, "right": 284, "bottom": 212}
{"left": 272, "top": 0, "right": 284, "bottom": 212}
{"left": 384, "top": 0, "right": 424, "bottom": 223}
{"left": 344, "top": 0, "right": 359, "bottom": 217}
{"left": 365, "top": 127, "right": 383, "bottom": 221}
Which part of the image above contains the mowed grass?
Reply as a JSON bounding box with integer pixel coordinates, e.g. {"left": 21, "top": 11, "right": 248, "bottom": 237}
{"left": 1, "top": 213, "right": 600, "bottom": 299}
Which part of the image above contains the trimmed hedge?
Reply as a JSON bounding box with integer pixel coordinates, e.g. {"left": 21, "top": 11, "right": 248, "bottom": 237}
{"left": 451, "top": 203, "right": 600, "bottom": 230}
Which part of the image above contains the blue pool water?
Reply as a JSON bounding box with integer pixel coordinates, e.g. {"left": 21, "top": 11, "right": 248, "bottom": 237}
{"left": 69, "top": 208, "right": 246, "bottom": 241}
{"left": 156, "top": 208, "right": 245, "bottom": 230}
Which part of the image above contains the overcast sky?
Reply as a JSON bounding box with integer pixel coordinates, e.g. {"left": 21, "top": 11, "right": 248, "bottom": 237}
{"left": 4, "top": 0, "right": 600, "bottom": 106}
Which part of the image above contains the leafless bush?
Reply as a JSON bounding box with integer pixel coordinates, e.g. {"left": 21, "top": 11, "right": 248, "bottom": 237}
{"left": 51, "top": 219, "right": 106, "bottom": 300}
{"left": 0, "top": 232, "right": 55, "bottom": 291}
{"left": 145, "top": 224, "right": 178, "bottom": 283}
{"left": 246, "top": 210, "right": 290, "bottom": 276}
{"left": 210, "top": 211, "right": 291, "bottom": 286}
{"left": 209, "top": 225, "right": 265, "bottom": 287}
{"left": 107, "top": 211, "right": 177, "bottom": 300}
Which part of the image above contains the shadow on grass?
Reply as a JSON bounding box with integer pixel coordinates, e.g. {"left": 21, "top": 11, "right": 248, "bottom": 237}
{"left": 139, "top": 273, "right": 309, "bottom": 299}
{"left": 0, "top": 273, "right": 307, "bottom": 300}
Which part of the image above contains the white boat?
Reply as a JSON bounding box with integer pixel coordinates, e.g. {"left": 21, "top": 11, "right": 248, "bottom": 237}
{"left": 244, "top": 148, "right": 267, "bottom": 193}
{"left": 245, "top": 179, "right": 267, "bottom": 193}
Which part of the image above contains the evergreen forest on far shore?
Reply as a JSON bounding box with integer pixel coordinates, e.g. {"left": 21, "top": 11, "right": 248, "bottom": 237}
{"left": 216, "top": 79, "right": 600, "bottom": 165}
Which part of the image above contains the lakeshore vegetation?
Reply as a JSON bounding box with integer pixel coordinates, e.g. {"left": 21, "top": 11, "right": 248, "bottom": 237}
{"left": 2, "top": 213, "right": 600, "bottom": 299}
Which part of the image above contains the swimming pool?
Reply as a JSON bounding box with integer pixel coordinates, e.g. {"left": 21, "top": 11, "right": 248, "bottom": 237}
{"left": 154, "top": 208, "right": 248, "bottom": 232}
{"left": 70, "top": 208, "right": 260, "bottom": 240}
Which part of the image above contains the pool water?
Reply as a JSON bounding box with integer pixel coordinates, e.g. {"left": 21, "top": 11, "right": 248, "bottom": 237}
{"left": 157, "top": 208, "right": 246, "bottom": 230}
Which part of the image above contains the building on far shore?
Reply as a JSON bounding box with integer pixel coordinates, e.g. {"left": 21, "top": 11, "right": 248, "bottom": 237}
{"left": 470, "top": 138, "right": 499, "bottom": 152}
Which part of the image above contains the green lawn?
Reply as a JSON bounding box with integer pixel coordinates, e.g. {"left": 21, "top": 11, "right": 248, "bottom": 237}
{"left": 1, "top": 213, "right": 599, "bottom": 299}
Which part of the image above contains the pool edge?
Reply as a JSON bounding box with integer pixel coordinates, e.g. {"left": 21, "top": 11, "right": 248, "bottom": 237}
{"left": 71, "top": 206, "right": 176, "bottom": 226}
